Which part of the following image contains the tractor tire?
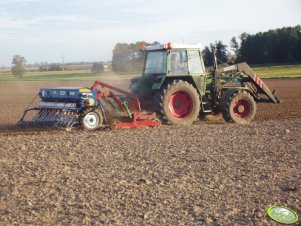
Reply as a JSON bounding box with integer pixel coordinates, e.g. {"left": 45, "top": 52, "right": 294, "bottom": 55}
{"left": 81, "top": 109, "right": 103, "bottom": 130}
{"left": 221, "top": 89, "right": 256, "bottom": 124}
{"left": 159, "top": 80, "right": 200, "bottom": 125}
{"left": 152, "top": 90, "right": 163, "bottom": 114}
{"left": 220, "top": 89, "right": 238, "bottom": 111}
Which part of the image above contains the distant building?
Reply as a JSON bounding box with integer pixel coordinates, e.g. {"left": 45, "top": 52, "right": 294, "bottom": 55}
{"left": 103, "top": 63, "right": 112, "bottom": 71}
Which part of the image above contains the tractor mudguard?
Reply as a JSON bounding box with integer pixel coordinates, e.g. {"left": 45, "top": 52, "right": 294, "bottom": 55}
{"left": 151, "top": 75, "right": 204, "bottom": 95}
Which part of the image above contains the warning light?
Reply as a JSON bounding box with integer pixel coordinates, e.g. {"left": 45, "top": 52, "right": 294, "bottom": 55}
{"left": 139, "top": 44, "right": 146, "bottom": 50}
{"left": 166, "top": 42, "right": 172, "bottom": 49}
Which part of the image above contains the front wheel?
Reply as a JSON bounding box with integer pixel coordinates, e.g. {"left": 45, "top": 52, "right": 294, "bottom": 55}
{"left": 159, "top": 80, "right": 200, "bottom": 125}
{"left": 81, "top": 109, "right": 103, "bottom": 130}
{"left": 221, "top": 89, "right": 256, "bottom": 124}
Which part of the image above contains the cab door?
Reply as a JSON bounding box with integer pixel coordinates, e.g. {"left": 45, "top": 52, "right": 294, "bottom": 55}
{"left": 187, "top": 50, "right": 206, "bottom": 94}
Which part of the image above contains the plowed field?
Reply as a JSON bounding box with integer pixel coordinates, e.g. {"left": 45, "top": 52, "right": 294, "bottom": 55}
{"left": 0, "top": 79, "right": 300, "bottom": 225}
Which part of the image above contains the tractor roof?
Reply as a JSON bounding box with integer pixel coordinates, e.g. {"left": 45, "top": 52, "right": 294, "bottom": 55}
{"left": 141, "top": 42, "right": 203, "bottom": 51}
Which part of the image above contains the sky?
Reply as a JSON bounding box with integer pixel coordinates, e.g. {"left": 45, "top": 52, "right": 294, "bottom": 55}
{"left": 0, "top": 0, "right": 300, "bottom": 66}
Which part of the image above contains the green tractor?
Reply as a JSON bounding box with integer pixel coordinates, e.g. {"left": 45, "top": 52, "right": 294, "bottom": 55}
{"left": 130, "top": 42, "right": 280, "bottom": 125}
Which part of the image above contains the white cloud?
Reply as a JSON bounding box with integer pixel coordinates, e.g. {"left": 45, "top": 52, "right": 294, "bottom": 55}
{"left": 0, "top": 0, "right": 300, "bottom": 66}
{"left": 0, "top": 14, "right": 27, "bottom": 29}
{"left": 28, "top": 15, "right": 93, "bottom": 25}
{"left": 0, "top": 0, "right": 39, "bottom": 5}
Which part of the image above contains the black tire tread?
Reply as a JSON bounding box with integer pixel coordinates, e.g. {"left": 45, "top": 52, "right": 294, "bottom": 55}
{"left": 158, "top": 80, "right": 200, "bottom": 125}
{"left": 221, "top": 89, "right": 256, "bottom": 124}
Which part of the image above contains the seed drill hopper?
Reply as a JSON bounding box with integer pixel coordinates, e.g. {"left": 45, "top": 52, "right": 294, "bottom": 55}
{"left": 19, "top": 81, "right": 160, "bottom": 130}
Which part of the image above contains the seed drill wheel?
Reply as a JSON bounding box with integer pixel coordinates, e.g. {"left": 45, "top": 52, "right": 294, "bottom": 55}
{"left": 221, "top": 89, "right": 256, "bottom": 124}
{"left": 81, "top": 109, "right": 103, "bottom": 130}
{"left": 159, "top": 80, "right": 200, "bottom": 125}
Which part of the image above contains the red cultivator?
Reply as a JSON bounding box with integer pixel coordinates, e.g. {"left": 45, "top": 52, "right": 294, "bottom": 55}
{"left": 91, "top": 81, "right": 160, "bottom": 129}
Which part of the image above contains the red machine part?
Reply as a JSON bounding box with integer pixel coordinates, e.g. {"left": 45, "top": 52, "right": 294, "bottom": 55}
{"left": 112, "top": 112, "right": 160, "bottom": 129}
{"left": 92, "top": 81, "right": 141, "bottom": 112}
{"left": 232, "top": 99, "right": 251, "bottom": 118}
{"left": 168, "top": 91, "right": 193, "bottom": 118}
{"left": 91, "top": 81, "right": 160, "bottom": 129}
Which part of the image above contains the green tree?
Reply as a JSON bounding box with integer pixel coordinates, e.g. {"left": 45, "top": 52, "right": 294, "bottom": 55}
{"left": 11, "top": 55, "right": 27, "bottom": 78}
{"left": 239, "top": 32, "right": 249, "bottom": 42}
{"left": 237, "top": 26, "right": 301, "bottom": 64}
{"left": 230, "top": 37, "right": 240, "bottom": 54}
{"left": 112, "top": 41, "right": 160, "bottom": 73}
{"left": 91, "top": 62, "right": 104, "bottom": 73}
{"left": 38, "top": 62, "right": 48, "bottom": 71}
{"left": 229, "top": 37, "right": 240, "bottom": 63}
{"left": 215, "top": 41, "right": 228, "bottom": 63}
{"left": 112, "top": 43, "right": 131, "bottom": 72}
{"left": 202, "top": 46, "right": 214, "bottom": 67}
{"left": 202, "top": 41, "right": 228, "bottom": 67}
{"left": 48, "top": 63, "right": 63, "bottom": 71}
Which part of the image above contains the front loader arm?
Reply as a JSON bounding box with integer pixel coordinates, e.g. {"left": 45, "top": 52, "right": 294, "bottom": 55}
{"left": 217, "top": 63, "right": 281, "bottom": 104}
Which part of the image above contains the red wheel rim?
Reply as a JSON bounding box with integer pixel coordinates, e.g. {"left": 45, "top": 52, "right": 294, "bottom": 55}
{"left": 168, "top": 91, "right": 193, "bottom": 118}
{"left": 233, "top": 99, "right": 250, "bottom": 118}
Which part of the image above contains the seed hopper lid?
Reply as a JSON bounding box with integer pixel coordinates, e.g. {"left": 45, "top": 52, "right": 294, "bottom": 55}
{"left": 267, "top": 206, "right": 299, "bottom": 224}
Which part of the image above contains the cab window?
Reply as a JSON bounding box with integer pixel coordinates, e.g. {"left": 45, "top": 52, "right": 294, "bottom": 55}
{"left": 187, "top": 50, "right": 204, "bottom": 74}
{"left": 170, "top": 50, "right": 188, "bottom": 74}
{"left": 144, "top": 51, "right": 167, "bottom": 74}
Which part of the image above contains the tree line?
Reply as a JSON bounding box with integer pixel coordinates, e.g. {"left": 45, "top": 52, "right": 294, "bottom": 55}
{"left": 9, "top": 25, "right": 301, "bottom": 77}
{"left": 235, "top": 25, "right": 301, "bottom": 64}
{"left": 10, "top": 56, "right": 106, "bottom": 78}
{"left": 112, "top": 41, "right": 159, "bottom": 73}
{"left": 112, "top": 25, "right": 301, "bottom": 71}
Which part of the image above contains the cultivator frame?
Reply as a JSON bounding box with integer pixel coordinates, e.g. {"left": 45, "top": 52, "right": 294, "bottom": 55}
{"left": 19, "top": 81, "right": 160, "bottom": 130}
{"left": 91, "top": 81, "right": 160, "bottom": 129}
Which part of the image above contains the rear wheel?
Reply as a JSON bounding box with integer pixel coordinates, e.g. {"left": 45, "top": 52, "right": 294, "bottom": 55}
{"left": 82, "top": 109, "right": 103, "bottom": 130}
{"left": 221, "top": 89, "right": 256, "bottom": 124}
{"left": 159, "top": 80, "right": 200, "bottom": 125}
{"left": 153, "top": 90, "right": 163, "bottom": 114}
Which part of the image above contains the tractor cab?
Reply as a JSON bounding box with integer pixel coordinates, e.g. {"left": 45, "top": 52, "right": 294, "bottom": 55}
{"left": 131, "top": 43, "right": 206, "bottom": 97}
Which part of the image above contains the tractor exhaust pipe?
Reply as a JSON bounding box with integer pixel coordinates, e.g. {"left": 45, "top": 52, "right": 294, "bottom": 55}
{"left": 212, "top": 46, "right": 218, "bottom": 71}
{"left": 212, "top": 47, "right": 221, "bottom": 93}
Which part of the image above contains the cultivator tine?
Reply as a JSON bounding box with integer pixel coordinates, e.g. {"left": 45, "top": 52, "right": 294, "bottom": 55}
{"left": 24, "top": 107, "right": 78, "bottom": 129}
{"left": 31, "top": 109, "right": 41, "bottom": 122}
{"left": 31, "top": 110, "right": 41, "bottom": 122}
{"left": 54, "top": 110, "right": 64, "bottom": 125}
{"left": 43, "top": 109, "right": 53, "bottom": 123}
{"left": 32, "top": 108, "right": 45, "bottom": 124}
{"left": 65, "top": 111, "right": 77, "bottom": 128}
{"left": 37, "top": 109, "right": 49, "bottom": 122}
{"left": 53, "top": 110, "right": 65, "bottom": 126}
{"left": 42, "top": 109, "right": 54, "bottom": 122}
{"left": 33, "top": 109, "right": 44, "bottom": 122}
{"left": 52, "top": 110, "right": 78, "bottom": 128}
{"left": 49, "top": 109, "right": 60, "bottom": 122}
{"left": 59, "top": 111, "right": 67, "bottom": 126}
